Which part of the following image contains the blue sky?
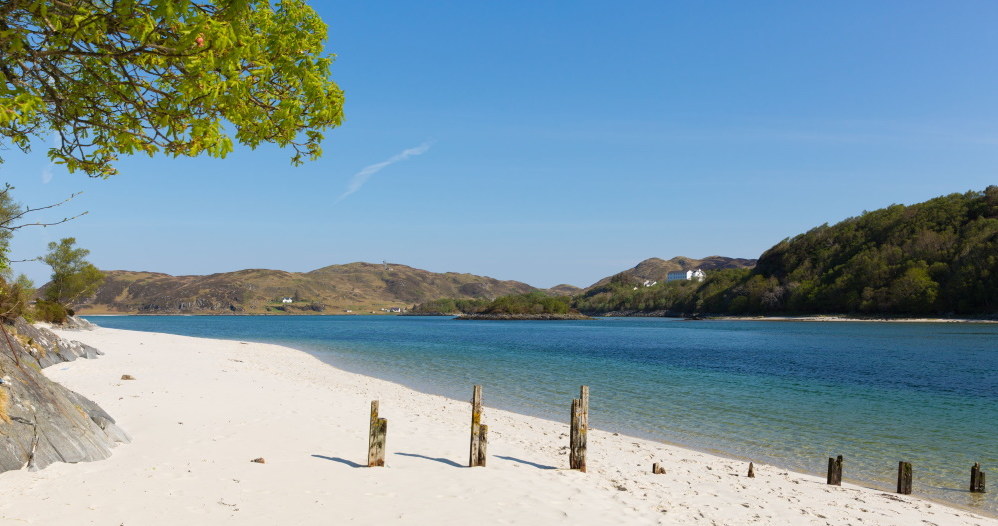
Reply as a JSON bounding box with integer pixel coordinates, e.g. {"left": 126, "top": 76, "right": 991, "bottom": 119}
{"left": 3, "top": 1, "right": 997, "bottom": 288}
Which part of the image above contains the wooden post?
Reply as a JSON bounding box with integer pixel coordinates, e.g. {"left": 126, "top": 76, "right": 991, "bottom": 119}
{"left": 897, "top": 461, "right": 912, "bottom": 494}
{"left": 577, "top": 391, "right": 587, "bottom": 473}
{"left": 478, "top": 424, "right": 488, "bottom": 467}
{"left": 972, "top": 463, "right": 981, "bottom": 492}
{"left": 368, "top": 401, "right": 387, "bottom": 467}
{"left": 569, "top": 398, "right": 587, "bottom": 472}
{"left": 651, "top": 462, "right": 665, "bottom": 474}
{"left": 470, "top": 385, "right": 483, "bottom": 467}
{"left": 569, "top": 385, "right": 590, "bottom": 472}
{"left": 747, "top": 462, "right": 755, "bottom": 478}
{"left": 368, "top": 400, "right": 378, "bottom": 466}
{"left": 569, "top": 398, "right": 577, "bottom": 468}
{"left": 971, "top": 463, "right": 986, "bottom": 493}
{"left": 827, "top": 455, "right": 843, "bottom": 485}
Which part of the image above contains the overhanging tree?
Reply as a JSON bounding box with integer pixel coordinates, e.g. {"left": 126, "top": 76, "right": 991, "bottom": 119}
{"left": 0, "top": 0, "right": 344, "bottom": 177}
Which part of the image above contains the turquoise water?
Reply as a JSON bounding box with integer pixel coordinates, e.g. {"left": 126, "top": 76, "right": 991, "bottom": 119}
{"left": 85, "top": 315, "right": 997, "bottom": 514}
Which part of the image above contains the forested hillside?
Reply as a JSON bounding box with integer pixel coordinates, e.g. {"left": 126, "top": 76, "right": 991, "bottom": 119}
{"left": 575, "top": 187, "right": 997, "bottom": 316}
{"left": 746, "top": 186, "right": 997, "bottom": 314}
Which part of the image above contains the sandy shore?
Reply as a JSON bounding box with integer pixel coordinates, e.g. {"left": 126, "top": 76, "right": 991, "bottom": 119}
{"left": 0, "top": 327, "right": 994, "bottom": 526}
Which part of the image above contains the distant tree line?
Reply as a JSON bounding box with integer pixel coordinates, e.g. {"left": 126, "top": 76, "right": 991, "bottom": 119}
{"left": 412, "top": 292, "right": 572, "bottom": 315}
{"left": 411, "top": 298, "right": 492, "bottom": 314}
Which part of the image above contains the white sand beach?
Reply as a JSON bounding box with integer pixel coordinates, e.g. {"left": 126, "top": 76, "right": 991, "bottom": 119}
{"left": 1, "top": 326, "right": 994, "bottom": 526}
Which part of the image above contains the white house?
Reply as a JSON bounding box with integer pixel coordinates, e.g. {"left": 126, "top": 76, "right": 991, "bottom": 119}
{"left": 666, "top": 269, "right": 706, "bottom": 282}
{"left": 281, "top": 297, "right": 293, "bottom": 304}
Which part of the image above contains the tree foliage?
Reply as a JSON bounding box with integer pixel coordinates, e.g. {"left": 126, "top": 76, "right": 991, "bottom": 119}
{"left": 482, "top": 291, "right": 571, "bottom": 315}
{"left": 42, "top": 237, "right": 104, "bottom": 306}
{"left": 750, "top": 187, "right": 998, "bottom": 315}
{"left": 1, "top": 186, "right": 81, "bottom": 322}
{"left": 0, "top": 274, "right": 34, "bottom": 322}
{"left": 414, "top": 292, "right": 573, "bottom": 316}
{"left": 1, "top": 0, "right": 344, "bottom": 177}
{"left": 411, "top": 297, "right": 491, "bottom": 315}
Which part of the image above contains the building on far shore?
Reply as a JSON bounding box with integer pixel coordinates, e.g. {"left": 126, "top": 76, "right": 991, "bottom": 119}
{"left": 666, "top": 269, "right": 706, "bottom": 282}
{"left": 281, "top": 297, "right": 294, "bottom": 304}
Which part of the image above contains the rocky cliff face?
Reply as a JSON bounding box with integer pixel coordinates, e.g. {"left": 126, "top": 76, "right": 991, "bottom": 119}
{"left": 0, "top": 318, "right": 128, "bottom": 473}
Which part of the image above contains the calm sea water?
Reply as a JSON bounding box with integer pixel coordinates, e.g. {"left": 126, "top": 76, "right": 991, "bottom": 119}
{"left": 85, "top": 315, "right": 997, "bottom": 514}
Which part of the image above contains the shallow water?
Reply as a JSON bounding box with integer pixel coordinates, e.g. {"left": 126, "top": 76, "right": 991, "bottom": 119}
{"left": 85, "top": 315, "right": 998, "bottom": 514}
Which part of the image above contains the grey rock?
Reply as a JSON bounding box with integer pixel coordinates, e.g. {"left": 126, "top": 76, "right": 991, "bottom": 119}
{"left": 0, "top": 318, "right": 128, "bottom": 474}
{"left": 12, "top": 318, "right": 103, "bottom": 368}
{"left": 60, "top": 315, "right": 98, "bottom": 331}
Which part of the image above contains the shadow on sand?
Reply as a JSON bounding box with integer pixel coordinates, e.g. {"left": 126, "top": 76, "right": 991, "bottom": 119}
{"left": 311, "top": 454, "right": 365, "bottom": 468}
{"left": 395, "top": 452, "right": 465, "bottom": 467}
{"left": 495, "top": 455, "right": 557, "bottom": 470}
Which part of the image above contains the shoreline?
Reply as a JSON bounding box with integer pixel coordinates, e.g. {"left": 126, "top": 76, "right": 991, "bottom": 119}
{"left": 1, "top": 326, "right": 994, "bottom": 525}
{"left": 80, "top": 311, "right": 998, "bottom": 323}
{"left": 712, "top": 315, "right": 998, "bottom": 323}
{"left": 294, "top": 339, "right": 998, "bottom": 520}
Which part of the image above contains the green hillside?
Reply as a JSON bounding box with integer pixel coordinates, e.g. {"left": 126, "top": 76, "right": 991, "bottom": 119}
{"left": 576, "top": 187, "right": 997, "bottom": 317}
{"left": 746, "top": 186, "right": 997, "bottom": 315}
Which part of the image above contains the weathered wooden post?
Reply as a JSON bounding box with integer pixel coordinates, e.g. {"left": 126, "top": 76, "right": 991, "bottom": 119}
{"left": 826, "top": 455, "right": 843, "bottom": 485}
{"left": 470, "top": 385, "right": 484, "bottom": 467}
{"left": 569, "top": 396, "right": 588, "bottom": 472}
{"left": 897, "top": 461, "right": 913, "bottom": 494}
{"left": 569, "top": 398, "right": 579, "bottom": 469}
{"left": 478, "top": 424, "right": 488, "bottom": 467}
{"left": 579, "top": 385, "right": 589, "bottom": 431}
{"left": 747, "top": 462, "right": 755, "bottom": 478}
{"left": 651, "top": 462, "right": 665, "bottom": 474}
{"left": 971, "top": 463, "right": 986, "bottom": 493}
{"left": 368, "top": 400, "right": 387, "bottom": 467}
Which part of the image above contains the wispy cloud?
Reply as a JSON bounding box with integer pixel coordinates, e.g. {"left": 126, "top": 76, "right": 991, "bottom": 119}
{"left": 42, "top": 133, "right": 61, "bottom": 183}
{"left": 337, "top": 141, "right": 433, "bottom": 202}
{"left": 41, "top": 162, "right": 54, "bottom": 184}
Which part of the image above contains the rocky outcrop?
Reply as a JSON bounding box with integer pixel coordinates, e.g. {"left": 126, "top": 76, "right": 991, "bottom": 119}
{"left": 58, "top": 315, "right": 98, "bottom": 331}
{"left": 11, "top": 318, "right": 103, "bottom": 369}
{"left": 0, "top": 317, "right": 128, "bottom": 473}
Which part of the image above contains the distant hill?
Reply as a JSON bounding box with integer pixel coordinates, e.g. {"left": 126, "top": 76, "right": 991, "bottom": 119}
{"left": 546, "top": 284, "right": 583, "bottom": 296}
{"left": 75, "top": 262, "right": 538, "bottom": 314}
{"left": 586, "top": 256, "right": 756, "bottom": 289}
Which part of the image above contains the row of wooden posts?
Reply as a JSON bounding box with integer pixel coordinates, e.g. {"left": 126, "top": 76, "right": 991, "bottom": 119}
{"left": 365, "top": 384, "right": 988, "bottom": 497}
{"left": 825, "top": 455, "right": 986, "bottom": 495}
{"left": 367, "top": 385, "right": 589, "bottom": 469}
